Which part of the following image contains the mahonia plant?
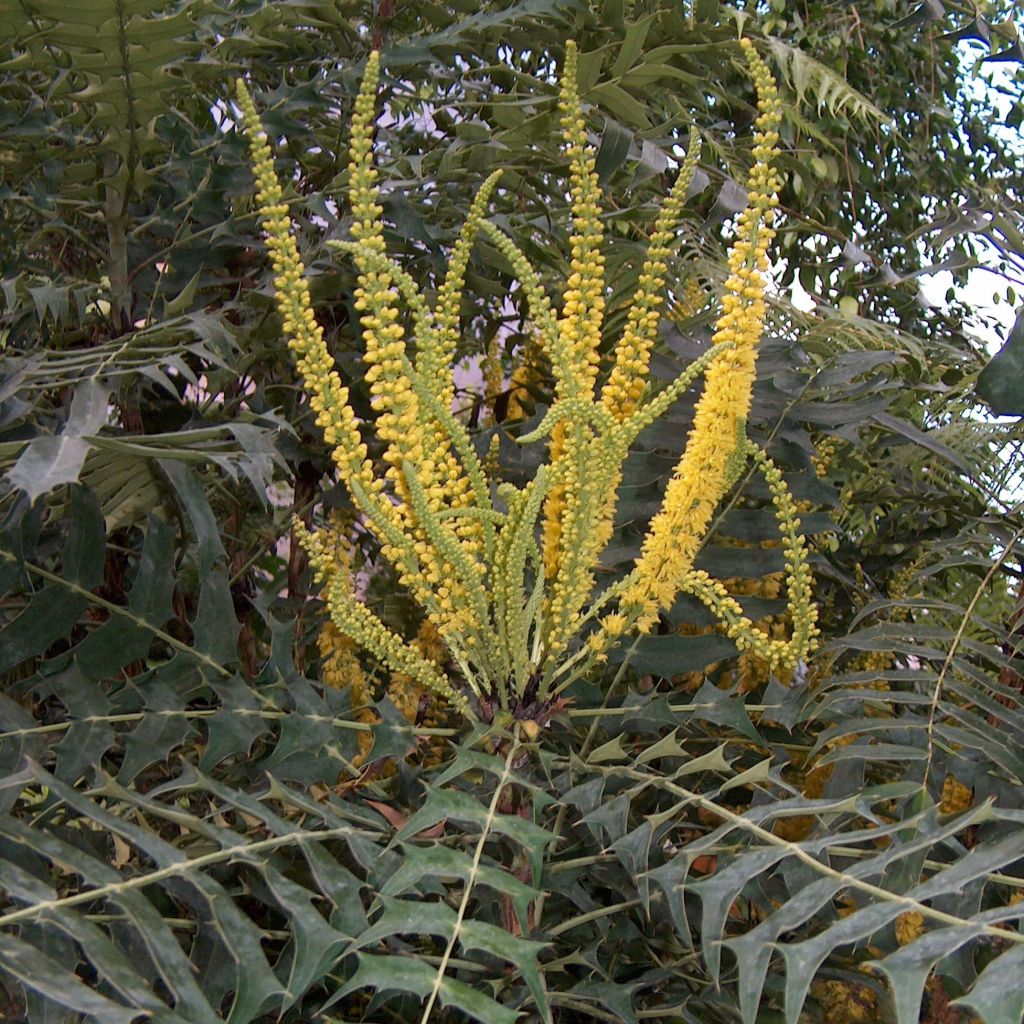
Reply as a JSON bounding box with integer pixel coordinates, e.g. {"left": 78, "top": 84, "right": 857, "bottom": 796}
{"left": 235, "top": 38, "right": 819, "bottom": 725}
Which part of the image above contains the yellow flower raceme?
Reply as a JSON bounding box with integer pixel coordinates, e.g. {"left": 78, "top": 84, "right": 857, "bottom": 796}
{"left": 538, "top": 57, "right": 700, "bottom": 669}
{"left": 540, "top": 39, "right": 606, "bottom": 596}
{"left": 234, "top": 81, "right": 385, "bottom": 536}
{"left": 420, "top": 172, "right": 504, "bottom": 558}
{"left": 343, "top": 55, "right": 493, "bottom": 657}
{"left": 602, "top": 128, "right": 703, "bottom": 423}
{"left": 551, "top": 130, "right": 705, "bottom": 651}
{"left": 555, "top": 40, "right": 605, "bottom": 403}
{"left": 315, "top": 511, "right": 366, "bottom": 706}
{"left": 298, "top": 518, "right": 468, "bottom": 713}
{"left": 427, "top": 170, "right": 505, "bottom": 408}
{"left": 237, "top": 73, "right": 487, "bottom": 695}
{"left": 613, "top": 38, "right": 784, "bottom": 636}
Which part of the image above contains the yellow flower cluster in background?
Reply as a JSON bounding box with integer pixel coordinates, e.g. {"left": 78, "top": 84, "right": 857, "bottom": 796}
{"left": 810, "top": 977, "right": 879, "bottom": 1024}
{"left": 235, "top": 38, "right": 818, "bottom": 723}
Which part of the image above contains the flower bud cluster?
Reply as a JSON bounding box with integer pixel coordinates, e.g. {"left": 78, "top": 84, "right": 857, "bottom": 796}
{"left": 540, "top": 40, "right": 606, "bottom": 600}
{"left": 602, "top": 127, "right": 703, "bottom": 422}
{"left": 234, "top": 80, "right": 376, "bottom": 507}
{"left": 748, "top": 442, "right": 820, "bottom": 662}
{"left": 344, "top": 55, "right": 485, "bottom": 642}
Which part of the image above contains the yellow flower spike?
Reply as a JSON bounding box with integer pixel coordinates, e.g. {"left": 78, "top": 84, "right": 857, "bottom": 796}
{"left": 234, "top": 78, "right": 409, "bottom": 566}
{"left": 418, "top": 170, "right": 504, "bottom": 557}
{"left": 315, "top": 511, "right": 379, "bottom": 761}
{"left": 539, "top": 39, "right": 608, "bottom": 636}
{"left": 632, "top": 439, "right": 818, "bottom": 677}
{"left": 426, "top": 168, "right": 504, "bottom": 407}
{"left": 295, "top": 516, "right": 459, "bottom": 709}
{"left": 345, "top": 52, "right": 421, "bottom": 485}
{"left": 556, "top": 40, "right": 606, "bottom": 403}
{"left": 540, "top": 420, "right": 569, "bottom": 583}
{"left": 608, "top": 37, "right": 784, "bottom": 637}
{"left": 240, "top": 68, "right": 489, "bottom": 701}
{"left": 477, "top": 219, "right": 573, "bottom": 392}
{"left": 332, "top": 239, "right": 488, "bottom": 560}
{"left": 343, "top": 53, "right": 493, "bottom": 654}
{"left": 558, "top": 128, "right": 705, "bottom": 642}
{"left": 602, "top": 127, "right": 703, "bottom": 423}
{"left": 493, "top": 469, "right": 550, "bottom": 696}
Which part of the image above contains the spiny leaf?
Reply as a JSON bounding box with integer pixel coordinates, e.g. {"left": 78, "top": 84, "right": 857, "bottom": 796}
{"left": 458, "top": 918, "right": 550, "bottom": 1020}
{"left": 8, "top": 380, "right": 109, "bottom": 502}
{"left": 976, "top": 307, "right": 1024, "bottom": 415}
{"left": 0, "top": 485, "right": 105, "bottom": 674}
{"left": 380, "top": 843, "right": 540, "bottom": 929}
{"left": 0, "top": 933, "right": 140, "bottom": 1024}
{"left": 335, "top": 952, "right": 519, "bottom": 1024}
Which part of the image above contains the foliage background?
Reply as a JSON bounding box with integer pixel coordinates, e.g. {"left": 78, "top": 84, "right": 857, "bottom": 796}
{"left": 1, "top": 1, "right": 1023, "bottom": 1022}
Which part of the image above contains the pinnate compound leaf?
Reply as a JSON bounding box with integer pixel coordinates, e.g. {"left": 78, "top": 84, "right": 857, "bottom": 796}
{"left": 0, "top": 863, "right": 168, "bottom": 1016}
{"left": 24, "top": 767, "right": 284, "bottom": 1022}
{"left": 0, "top": 816, "right": 220, "bottom": 1023}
